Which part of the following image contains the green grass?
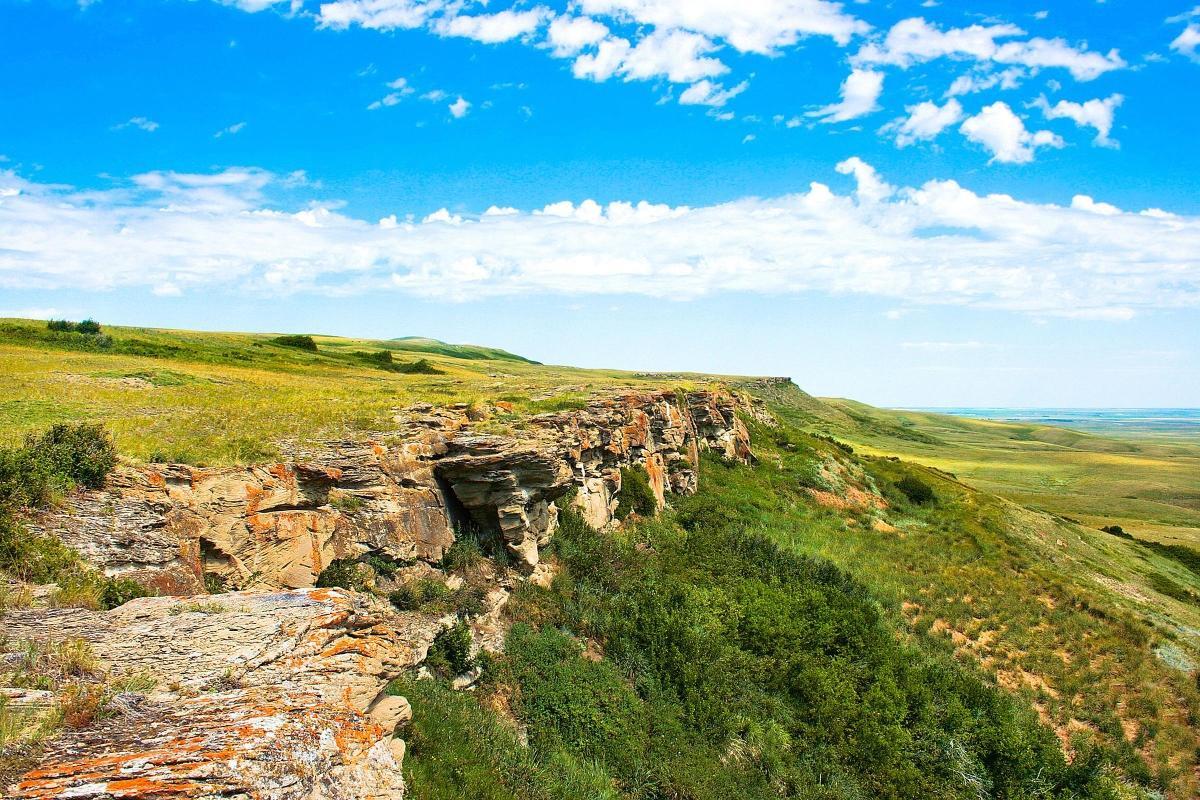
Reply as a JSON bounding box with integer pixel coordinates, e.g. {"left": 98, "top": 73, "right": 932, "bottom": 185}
{"left": 3, "top": 319, "right": 1199, "bottom": 796}
{"left": 0, "top": 318, "right": 717, "bottom": 465}
{"left": 808, "top": 395, "right": 1200, "bottom": 549}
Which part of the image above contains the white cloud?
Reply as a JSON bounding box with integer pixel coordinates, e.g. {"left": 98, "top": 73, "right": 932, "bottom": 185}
{"left": 1032, "top": 93, "right": 1123, "bottom": 147}
{"left": 214, "top": 121, "right": 248, "bottom": 137}
{"left": 807, "top": 69, "right": 884, "bottom": 123}
{"left": 0, "top": 307, "right": 65, "bottom": 320}
{"left": 678, "top": 79, "right": 747, "bottom": 107}
{"left": 835, "top": 156, "right": 893, "bottom": 204}
{"left": 448, "top": 96, "right": 471, "bottom": 118}
{"left": 114, "top": 117, "right": 160, "bottom": 133}
{"left": 576, "top": 0, "right": 868, "bottom": 53}
{"left": 1071, "top": 195, "right": 1121, "bottom": 215}
{"left": 6, "top": 160, "right": 1195, "bottom": 318}
{"left": 854, "top": 17, "right": 1125, "bottom": 81}
{"left": 546, "top": 15, "right": 609, "bottom": 56}
{"left": 317, "top": 0, "right": 443, "bottom": 31}
{"left": 959, "top": 101, "right": 1063, "bottom": 164}
{"left": 945, "top": 67, "right": 1024, "bottom": 97}
{"left": 368, "top": 77, "right": 415, "bottom": 110}
{"left": 613, "top": 29, "right": 727, "bottom": 83}
{"left": 1171, "top": 24, "right": 1200, "bottom": 61}
{"left": 433, "top": 8, "right": 549, "bottom": 43}
{"left": 886, "top": 98, "right": 963, "bottom": 147}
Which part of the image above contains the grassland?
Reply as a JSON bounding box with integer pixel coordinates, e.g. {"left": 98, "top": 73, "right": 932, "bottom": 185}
{"left": 807, "top": 398, "right": 1200, "bottom": 549}
{"left": 0, "top": 318, "right": 709, "bottom": 465}
{"left": 2, "top": 318, "right": 1199, "bottom": 796}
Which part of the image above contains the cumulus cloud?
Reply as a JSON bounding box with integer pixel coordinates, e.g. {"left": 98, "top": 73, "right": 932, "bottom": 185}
{"left": 807, "top": 69, "right": 884, "bottom": 123}
{"left": 317, "top": 0, "right": 444, "bottom": 31}
{"left": 299, "top": 0, "right": 876, "bottom": 109}
{"left": 3, "top": 160, "right": 1195, "bottom": 319}
{"left": 854, "top": 17, "right": 1125, "bottom": 81}
{"left": 945, "top": 67, "right": 1024, "bottom": 97}
{"left": 885, "top": 98, "right": 963, "bottom": 147}
{"left": 577, "top": 29, "right": 727, "bottom": 84}
{"left": 959, "top": 101, "right": 1063, "bottom": 164}
{"left": 678, "top": 79, "right": 748, "bottom": 107}
{"left": 448, "top": 96, "right": 471, "bottom": 118}
{"left": 433, "top": 8, "right": 549, "bottom": 43}
{"left": 1171, "top": 24, "right": 1200, "bottom": 61}
{"left": 1032, "top": 93, "right": 1123, "bottom": 147}
{"left": 574, "top": 0, "right": 869, "bottom": 52}
{"left": 545, "top": 15, "right": 609, "bottom": 56}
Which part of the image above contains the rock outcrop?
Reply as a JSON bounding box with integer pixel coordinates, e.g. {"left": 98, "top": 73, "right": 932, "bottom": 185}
{"left": 4, "top": 589, "right": 445, "bottom": 800}
{"left": 32, "top": 389, "right": 756, "bottom": 589}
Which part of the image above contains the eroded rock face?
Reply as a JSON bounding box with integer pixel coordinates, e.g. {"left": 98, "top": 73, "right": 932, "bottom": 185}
{"left": 4, "top": 589, "right": 444, "bottom": 800}
{"left": 33, "top": 389, "right": 757, "bottom": 585}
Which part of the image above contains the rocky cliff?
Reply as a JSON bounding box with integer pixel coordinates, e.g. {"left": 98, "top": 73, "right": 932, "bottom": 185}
{"left": 32, "top": 389, "right": 759, "bottom": 591}
{"left": 9, "top": 387, "right": 763, "bottom": 800}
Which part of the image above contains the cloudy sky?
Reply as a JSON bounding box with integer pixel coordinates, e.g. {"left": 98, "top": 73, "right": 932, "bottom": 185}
{"left": 1, "top": 0, "right": 1198, "bottom": 406}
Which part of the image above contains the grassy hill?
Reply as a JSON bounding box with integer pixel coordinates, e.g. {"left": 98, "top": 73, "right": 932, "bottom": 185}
{"left": 0, "top": 317, "right": 705, "bottom": 464}
{"left": 2, "top": 319, "right": 1199, "bottom": 797}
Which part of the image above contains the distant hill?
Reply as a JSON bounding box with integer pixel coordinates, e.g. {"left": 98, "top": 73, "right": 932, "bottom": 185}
{"left": 386, "top": 336, "right": 540, "bottom": 364}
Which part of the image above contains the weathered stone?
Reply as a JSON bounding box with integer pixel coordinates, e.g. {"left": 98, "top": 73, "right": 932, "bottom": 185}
{"left": 4, "top": 589, "right": 445, "bottom": 800}
{"left": 33, "top": 389, "right": 757, "bottom": 583}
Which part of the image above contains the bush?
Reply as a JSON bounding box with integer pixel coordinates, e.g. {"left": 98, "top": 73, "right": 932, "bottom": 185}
{"left": 394, "top": 358, "right": 443, "bottom": 375}
{"left": 895, "top": 475, "right": 935, "bottom": 505}
{"left": 314, "top": 559, "right": 368, "bottom": 591}
{"left": 389, "top": 578, "right": 450, "bottom": 611}
{"left": 615, "top": 465, "right": 657, "bottom": 521}
{"left": 269, "top": 334, "right": 318, "bottom": 351}
{"left": 426, "top": 621, "right": 475, "bottom": 678}
{"left": 24, "top": 424, "right": 116, "bottom": 490}
{"left": 46, "top": 319, "right": 101, "bottom": 335}
{"left": 99, "top": 578, "right": 152, "bottom": 610}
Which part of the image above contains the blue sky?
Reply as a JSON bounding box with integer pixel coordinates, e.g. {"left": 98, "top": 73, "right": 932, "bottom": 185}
{"left": 1, "top": 0, "right": 1198, "bottom": 406}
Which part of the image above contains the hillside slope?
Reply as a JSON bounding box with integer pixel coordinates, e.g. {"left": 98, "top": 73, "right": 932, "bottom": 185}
{"left": 1, "top": 320, "right": 1197, "bottom": 798}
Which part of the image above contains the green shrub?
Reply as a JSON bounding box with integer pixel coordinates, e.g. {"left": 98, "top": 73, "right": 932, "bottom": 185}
{"left": 99, "top": 578, "right": 153, "bottom": 610}
{"left": 895, "top": 474, "right": 935, "bottom": 505}
{"left": 426, "top": 621, "right": 475, "bottom": 678}
{"left": 314, "top": 559, "right": 367, "bottom": 591}
{"left": 614, "top": 465, "right": 657, "bottom": 521}
{"left": 46, "top": 319, "right": 102, "bottom": 335}
{"left": 442, "top": 534, "right": 485, "bottom": 573}
{"left": 394, "top": 358, "right": 443, "bottom": 375}
{"left": 24, "top": 423, "right": 116, "bottom": 490}
{"left": 389, "top": 578, "right": 450, "bottom": 611}
{"left": 269, "top": 334, "right": 318, "bottom": 351}
{"left": 502, "top": 625, "right": 648, "bottom": 778}
{"left": 350, "top": 349, "right": 394, "bottom": 366}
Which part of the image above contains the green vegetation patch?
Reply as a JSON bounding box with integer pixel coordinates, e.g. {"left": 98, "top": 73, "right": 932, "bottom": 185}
{"left": 0, "top": 424, "right": 152, "bottom": 610}
{"left": 614, "top": 465, "right": 656, "bottom": 521}
{"left": 269, "top": 334, "right": 318, "bottom": 351}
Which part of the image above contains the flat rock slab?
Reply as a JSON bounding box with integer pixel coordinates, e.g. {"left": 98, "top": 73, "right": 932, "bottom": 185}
{"left": 4, "top": 589, "right": 445, "bottom": 800}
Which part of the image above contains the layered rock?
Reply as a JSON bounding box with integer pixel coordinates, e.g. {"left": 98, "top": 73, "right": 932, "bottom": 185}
{"left": 4, "top": 589, "right": 445, "bottom": 800}
{"left": 32, "top": 389, "right": 756, "bottom": 587}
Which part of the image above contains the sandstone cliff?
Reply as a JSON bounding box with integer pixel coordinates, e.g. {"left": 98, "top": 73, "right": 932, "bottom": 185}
{"left": 7, "top": 387, "right": 764, "bottom": 800}
{"left": 32, "top": 389, "right": 759, "bottom": 591}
